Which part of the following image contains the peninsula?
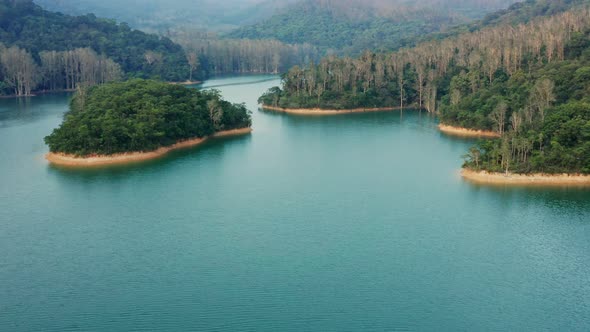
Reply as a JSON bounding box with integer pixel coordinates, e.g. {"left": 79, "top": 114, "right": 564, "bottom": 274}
{"left": 257, "top": 6, "right": 590, "bottom": 185}
{"left": 45, "top": 79, "right": 252, "bottom": 167}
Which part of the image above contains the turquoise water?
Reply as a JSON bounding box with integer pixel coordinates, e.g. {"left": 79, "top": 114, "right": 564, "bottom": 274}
{"left": 1, "top": 75, "right": 589, "bottom": 331}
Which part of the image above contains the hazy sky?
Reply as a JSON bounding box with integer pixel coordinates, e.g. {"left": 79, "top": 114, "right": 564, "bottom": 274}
{"left": 35, "top": 0, "right": 518, "bottom": 32}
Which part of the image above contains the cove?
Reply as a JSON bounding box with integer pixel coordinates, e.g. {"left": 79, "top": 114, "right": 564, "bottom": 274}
{"left": 1, "top": 75, "right": 589, "bottom": 331}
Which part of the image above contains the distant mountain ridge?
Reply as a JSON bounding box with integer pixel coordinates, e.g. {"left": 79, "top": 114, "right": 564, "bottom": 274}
{"left": 226, "top": 0, "right": 520, "bottom": 55}
{"left": 34, "top": 0, "right": 295, "bottom": 32}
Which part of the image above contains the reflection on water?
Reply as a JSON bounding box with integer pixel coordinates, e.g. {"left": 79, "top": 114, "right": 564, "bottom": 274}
{"left": 1, "top": 75, "right": 589, "bottom": 331}
{"left": 46, "top": 134, "right": 254, "bottom": 181}
{"left": 0, "top": 93, "right": 72, "bottom": 128}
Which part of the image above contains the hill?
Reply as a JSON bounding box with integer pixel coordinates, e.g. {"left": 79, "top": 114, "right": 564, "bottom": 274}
{"left": 0, "top": 0, "right": 189, "bottom": 84}
{"left": 427, "top": 0, "right": 590, "bottom": 41}
{"left": 259, "top": 4, "right": 590, "bottom": 175}
{"left": 226, "top": 0, "right": 518, "bottom": 55}
{"left": 34, "top": 0, "right": 294, "bottom": 32}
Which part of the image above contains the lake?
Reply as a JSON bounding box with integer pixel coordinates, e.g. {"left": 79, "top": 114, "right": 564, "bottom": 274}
{"left": 1, "top": 75, "right": 589, "bottom": 331}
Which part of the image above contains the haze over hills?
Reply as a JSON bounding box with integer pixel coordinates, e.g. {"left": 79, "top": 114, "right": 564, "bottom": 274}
{"left": 227, "top": 0, "right": 520, "bottom": 55}
{"left": 0, "top": 0, "right": 319, "bottom": 96}
{"left": 35, "top": 0, "right": 295, "bottom": 32}
{"left": 32, "top": 0, "right": 528, "bottom": 59}
{"left": 430, "top": 0, "right": 590, "bottom": 40}
{"left": 35, "top": 0, "right": 518, "bottom": 44}
{"left": 3, "top": 0, "right": 586, "bottom": 98}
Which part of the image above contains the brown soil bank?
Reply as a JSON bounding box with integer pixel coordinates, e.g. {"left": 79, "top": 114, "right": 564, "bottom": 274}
{"left": 461, "top": 169, "right": 590, "bottom": 187}
{"left": 46, "top": 127, "right": 252, "bottom": 167}
{"left": 439, "top": 124, "right": 500, "bottom": 138}
{"left": 262, "top": 105, "right": 401, "bottom": 115}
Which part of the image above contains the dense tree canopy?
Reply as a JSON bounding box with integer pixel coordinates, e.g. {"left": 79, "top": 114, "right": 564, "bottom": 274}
{"left": 35, "top": 0, "right": 289, "bottom": 33}
{"left": 0, "top": 0, "right": 321, "bottom": 96}
{"left": 464, "top": 100, "right": 590, "bottom": 174}
{"left": 0, "top": 0, "right": 190, "bottom": 95}
{"left": 426, "top": 0, "right": 590, "bottom": 42}
{"left": 227, "top": 0, "right": 518, "bottom": 56}
{"left": 170, "top": 29, "right": 319, "bottom": 77}
{"left": 45, "top": 79, "right": 251, "bottom": 156}
{"left": 260, "top": 2, "right": 590, "bottom": 174}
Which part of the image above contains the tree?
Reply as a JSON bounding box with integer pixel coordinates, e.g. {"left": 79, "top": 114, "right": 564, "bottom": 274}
{"left": 0, "top": 46, "right": 38, "bottom": 96}
{"left": 510, "top": 110, "right": 523, "bottom": 133}
{"left": 530, "top": 78, "right": 555, "bottom": 122}
{"left": 207, "top": 99, "right": 224, "bottom": 131}
{"left": 186, "top": 51, "right": 200, "bottom": 82}
{"left": 489, "top": 101, "right": 507, "bottom": 135}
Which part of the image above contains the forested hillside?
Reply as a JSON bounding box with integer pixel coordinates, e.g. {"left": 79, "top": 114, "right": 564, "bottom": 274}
{"left": 0, "top": 0, "right": 191, "bottom": 96}
{"left": 0, "top": 0, "right": 318, "bottom": 97}
{"left": 227, "top": 0, "right": 518, "bottom": 55}
{"left": 35, "top": 0, "right": 293, "bottom": 32}
{"left": 171, "top": 30, "right": 319, "bottom": 76}
{"left": 428, "top": 0, "right": 590, "bottom": 41}
{"left": 260, "top": 2, "right": 590, "bottom": 174}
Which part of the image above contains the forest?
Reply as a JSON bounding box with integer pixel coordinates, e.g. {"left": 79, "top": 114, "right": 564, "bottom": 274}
{"left": 427, "top": 0, "right": 590, "bottom": 41}
{"left": 44, "top": 79, "right": 252, "bottom": 156}
{"left": 0, "top": 0, "right": 189, "bottom": 96}
{"left": 260, "top": 3, "right": 590, "bottom": 174}
{"left": 169, "top": 29, "right": 319, "bottom": 77}
{"left": 227, "top": 0, "right": 518, "bottom": 55}
{"left": 35, "top": 0, "right": 290, "bottom": 33}
{"left": 0, "top": 0, "right": 319, "bottom": 96}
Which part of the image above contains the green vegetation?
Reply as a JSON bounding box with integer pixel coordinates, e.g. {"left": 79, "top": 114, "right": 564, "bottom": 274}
{"left": 45, "top": 80, "right": 251, "bottom": 156}
{"left": 228, "top": 1, "right": 461, "bottom": 55}
{"left": 426, "top": 0, "right": 589, "bottom": 41}
{"left": 465, "top": 101, "right": 590, "bottom": 174}
{"left": 35, "top": 0, "right": 286, "bottom": 33}
{"left": 228, "top": 0, "right": 516, "bottom": 56}
{"left": 0, "top": 0, "right": 321, "bottom": 97}
{"left": 170, "top": 29, "right": 319, "bottom": 77}
{"left": 0, "top": 0, "right": 190, "bottom": 96}
{"left": 260, "top": 2, "right": 590, "bottom": 174}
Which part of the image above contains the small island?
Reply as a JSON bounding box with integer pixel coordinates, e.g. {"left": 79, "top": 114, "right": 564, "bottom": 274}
{"left": 45, "top": 79, "right": 252, "bottom": 167}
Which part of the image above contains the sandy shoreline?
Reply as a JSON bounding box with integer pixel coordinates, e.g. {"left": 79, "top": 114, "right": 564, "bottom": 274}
{"left": 169, "top": 80, "right": 202, "bottom": 86}
{"left": 439, "top": 124, "right": 500, "bottom": 138}
{"left": 461, "top": 169, "right": 590, "bottom": 186}
{"left": 261, "top": 105, "right": 401, "bottom": 115}
{"left": 46, "top": 127, "right": 252, "bottom": 167}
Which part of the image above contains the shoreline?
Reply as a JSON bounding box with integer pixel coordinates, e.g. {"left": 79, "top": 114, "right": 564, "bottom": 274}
{"left": 169, "top": 80, "right": 202, "bottom": 86}
{"left": 261, "top": 105, "right": 402, "bottom": 115}
{"left": 461, "top": 169, "right": 590, "bottom": 186}
{"left": 439, "top": 124, "right": 500, "bottom": 138}
{"left": 45, "top": 127, "right": 252, "bottom": 167}
{"left": 0, "top": 89, "right": 76, "bottom": 99}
